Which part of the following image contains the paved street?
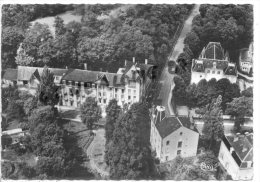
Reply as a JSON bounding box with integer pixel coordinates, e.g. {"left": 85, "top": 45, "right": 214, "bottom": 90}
{"left": 157, "top": 5, "right": 200, "bottom": 116}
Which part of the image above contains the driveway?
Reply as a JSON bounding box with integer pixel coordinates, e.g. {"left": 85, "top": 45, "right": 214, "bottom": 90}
{"left": 86, "top": 129, "right": 109, "bottom": 177}
{"left": 157, "top": 5, "right": 200, "bottom": 116}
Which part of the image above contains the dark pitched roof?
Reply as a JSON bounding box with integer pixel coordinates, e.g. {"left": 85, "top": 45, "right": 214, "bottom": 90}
{"left": 203, "top": 42, "right": 224, "bottom": 60}
{"left": 225, "top": 134, "right": 253, "bottom": 168}
{"left": 3, "top": 69, "right": 18, "bottom": 81}
{"left": 17, "top": 66, "right": 67, "bottom": 80}
{"left": 156, "top": 117, "right": 182, "bottom": 138}
{"left": 155, "top": 116, "right": 198, "bottom": 138}
{"left": 124, "top": 60, "right": 153, "bottom": 73}
{"left": 61, "top": 69, "right": 123, "bottom": 87}
{"left": 51, "top": 68, "right": 68, "bottom": 76}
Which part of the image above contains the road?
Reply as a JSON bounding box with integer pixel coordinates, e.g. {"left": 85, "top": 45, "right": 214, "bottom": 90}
{"left": 157, "top": 5, "right": 200, "bottom": 116}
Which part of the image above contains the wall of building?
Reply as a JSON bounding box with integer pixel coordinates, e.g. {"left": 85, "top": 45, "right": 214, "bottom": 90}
{"left": 160, "top": 127, "right": 199, "bottom": 162}
{"left": 218, "top": 141, "right": 253, "bottom": 180}
{"left": 191, "top": 71, "right": 237, "bottom": 84}
{"left": 150, "top": 120, "right": 162, "bottom": 159}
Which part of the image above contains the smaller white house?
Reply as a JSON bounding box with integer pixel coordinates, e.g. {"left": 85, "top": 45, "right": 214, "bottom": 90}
{"left": 239, "top": 42, "right": 253, "bottom": 75}
{"left": 150, "top": 106, "right": 199, "bottom": 162}
{"left": 218, "top": 133, "right": 253, "bottom": 180}
{"left": 191, "top": 42, "right": 237, "bottom": 84}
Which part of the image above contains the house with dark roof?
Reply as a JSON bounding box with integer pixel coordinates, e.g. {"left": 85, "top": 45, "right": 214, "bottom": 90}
{"left": 150, "top": 106, "right": 199, "bottom": 162}
{"left": 218, "top": 133, "right": 253, "bottom": 180}
{"left": 59, "top": 58, "right": 154, "bottom": 112}
{"left": 191, "top": 42, "right": 237, "bottom": 84}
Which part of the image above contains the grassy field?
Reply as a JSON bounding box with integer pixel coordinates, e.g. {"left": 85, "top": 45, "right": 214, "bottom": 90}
{"left": 30, "top": 11, "right": 82, "bottom": 35}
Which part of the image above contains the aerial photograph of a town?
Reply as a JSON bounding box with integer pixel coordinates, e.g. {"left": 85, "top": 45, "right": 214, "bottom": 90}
{"left": 1, "top": 2, "right": 255, "bottom": 181}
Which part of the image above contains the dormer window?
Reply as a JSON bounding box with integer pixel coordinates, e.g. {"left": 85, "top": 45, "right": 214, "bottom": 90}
{"left": 213, "top": 62, "right": 217, "bottom": 69}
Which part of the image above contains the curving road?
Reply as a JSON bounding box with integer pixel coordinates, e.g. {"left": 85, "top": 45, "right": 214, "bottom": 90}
{"left": 157, "top": 5, "right": 200, "bottom": 116}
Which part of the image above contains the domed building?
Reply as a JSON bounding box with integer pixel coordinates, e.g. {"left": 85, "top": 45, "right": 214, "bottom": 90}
{"left": 191, "top": 42, "right": 237, "bottom": 84}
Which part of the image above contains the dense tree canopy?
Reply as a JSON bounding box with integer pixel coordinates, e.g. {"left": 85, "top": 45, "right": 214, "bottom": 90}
{"left": 202, "top": 95, "right": 224, "bottom": 150}
{"left": 225, "top": 96, "right": 253, "bottom": 132}
{"left": 80, "top": 97, "right": 101, "bottom": 130}
{"left": 105, "top": 102, "right": 158, "bottom": 179}
{"left": 105, "top": 99, "right": 121, "bottom": 144}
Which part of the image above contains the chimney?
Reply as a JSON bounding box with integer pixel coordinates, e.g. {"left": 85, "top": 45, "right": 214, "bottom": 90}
{"left": 84, "top": 63, "right": 87, "bottom": 70}
{"left": 230, "top": 147, "right": 234, "bottom": 154}
{"left": 156, "top": 106, "right": 165, "bottom": 122}
{"left": 242, "top": 147, "right": 248, "bottom": 153}
{"left": 100, "top": 68, "right": 103, "bottom": 72}
{"left": 233, "top": 136, "right": 239, "bottom": 142}
{"left": 125, "top": 60, "right": 127, "bottom": 66}
{"left": 145, "top": 59, "right": 148, "bottom": 64}
{"left": 65, "top": 66, "right": 68, "bottom": 69}
{"left": 190, "top": 124, "right": 194, "bottom": 130}
{"left": 133, "top": 57, "right": 135, "bottom": 63}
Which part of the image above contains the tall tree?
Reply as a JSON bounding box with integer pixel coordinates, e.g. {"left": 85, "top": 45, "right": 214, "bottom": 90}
{"left": 105, "top": 99, "right": 121, "bottom": 144}
{"left": 172, "top": 76, "right": 187, "bottom": 106}
{"left": 202, "top": 95, "right": 224, "bottom": 150}
{"left": 80, "top": 97, "right": 101, "bottom": 130}
{"left": 105, "top": 102, "right": 158, "bottom": 180}
{"left": 54, "top": 16, "right": 66, "bottom": 37}
{"left": 36, "top": 66, "right": 59, "bottom": 106}
{"left": 225, "top": 96, "right": 253, "bottom": 132}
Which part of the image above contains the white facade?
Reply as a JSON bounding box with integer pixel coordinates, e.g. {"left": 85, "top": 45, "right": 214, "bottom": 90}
{"left": 191, "top": 42, "right": 237, "bottom": 84}
{"left": 160, "top": 127, "right": 199, "bottom": 162}
{"left": 150, "top": 106, "right": 199, "bottom": 163}
{"left": 218, "top": 135, "right": 253, "bottom": 180}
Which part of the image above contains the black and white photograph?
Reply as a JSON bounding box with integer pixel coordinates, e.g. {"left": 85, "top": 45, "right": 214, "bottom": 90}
{"left": 0, "top": 1, "right": 258, "bottom": 181}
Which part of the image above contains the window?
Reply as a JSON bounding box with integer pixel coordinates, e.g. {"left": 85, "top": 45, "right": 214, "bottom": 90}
{"left": 180, "top": 132, "right": 183, "bottom": 136}
{"left": 220, "top": 153, "right": 224, "bottom": 160}
{"left": 133, "top": 90, "right": 136, "bottom": 95}
{"left": 212, "top": 71, "right": 215, "bottom": 74}
{"left": 207, "top": 70, "right": 210, "bottom": 73}
{"left": 104, "top": 99, "right": 106, "bottom": 104}
{"left": 166, "top": 141, "right": 170, "bottom": 145}
{"left": 133, "top": 96, "right": 136, "bottom": 99}
{"left": 122, "top": 89, "right": 125, "bottom": 93}
{"left": 165, "top": 156, "right": 169, "bottom": 161}
{"left": 177, "top": 150, "right": 181, "bottom": 155}
{"left": 217, "top": 71, "right": 220, "bottom": 74}
{"left": 115, "top": 94, "right": 117, "bottom": 99}
{"left": 55, "top": 76, "right": 59, "bottom": 80}
{"left": 103, "top": 92, "right": 106, "bottom": 97}
{"left": 128, "top": 89, "right": 131, "bottom": 94}
{"left": 115, "top": 88, "right": 118, "bottom": 92}
{"left": 128, "top": 96, "right": 131, "bottom": 100}
{"left": 23, "top": 80, "right": 28, "bottom": 85}
{"left": 178, "top": 141, "right": 182, "bottom": 148}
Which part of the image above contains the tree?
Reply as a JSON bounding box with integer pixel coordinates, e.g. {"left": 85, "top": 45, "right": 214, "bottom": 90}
{"left": 202, "top": 95, "right": 224, "bottom": 150}
{"left": 186, "top": 83, "right": 197, "bottom": 108}
{"left": 241, "top": 86, "right": 253, "bottom": 97}
{"left": 18, "top": 22, "right": 53, "bottom": 66}
{"left": 54, "top": 16, "right": 66, "bottom": 37}
{"left": 184, "top": 31, "right": 201, "bottom": 57}
{"left": 172, "top": 76, "right": 187, "bottom": 106}
{"left": 2, "top": 26, "right": 24, "bottom": 69}
{"left": 216, "top": 78, "right": 240, "bottom": 110}
{"left": 105, "top": 102, "right": 158, "bottom": 179}
{"left": 105, "top": 99, "right": 121, "bottom": 144}
{"left": 80, "top": 97, "right": 101, "bottom": 130}
{"left": 195, "top": 79, "right": 209, "bottom": 107}
{"left": 225, "top": 96, "right": 253, "bottom": 132}
{"left": 36, "top": 66, "right": 59, "bottom": 106}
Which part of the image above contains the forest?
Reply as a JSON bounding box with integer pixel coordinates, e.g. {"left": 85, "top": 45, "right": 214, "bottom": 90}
{"left": 2, "top": 4, "right": 193, "bottom": 72}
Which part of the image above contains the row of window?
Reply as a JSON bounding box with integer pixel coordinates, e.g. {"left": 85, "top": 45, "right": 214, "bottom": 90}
{"left": 207, "top": 70, "right": 221, "bottom": 74}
